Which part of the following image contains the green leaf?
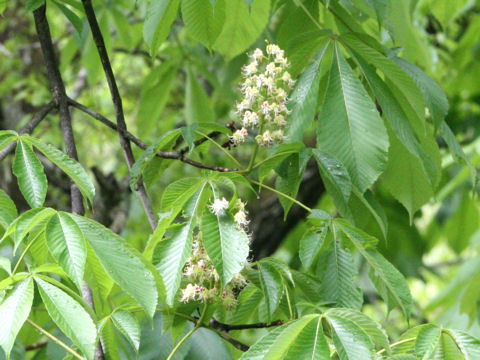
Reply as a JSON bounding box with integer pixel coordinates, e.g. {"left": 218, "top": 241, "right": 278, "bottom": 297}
{"left": 299, "top": 226, "right": 328, "bottom": 269}
{"left": 258, "top": 142, "right": 304, "bottom": 183}
{"left": 136, "top": 62, "right": 178, "bottom": 138}
{"left": 447, "top": 329, "right": 480, "bottom": 360}
{"left": 327, "top": 308, "right": 390, "bottom": 352}
{"left": 247, "top": 262, "right": 283, "bottom": 320}
{"left": 182, "top": 0, "right": 225, "bottom": 48}
{"left": 185, "top": 65, "right": 215, "bottom": 124}
{"left": 70, "top": 215, "right": 158, "bottom": 318}
{"left": 45, "top": 212, "right": 87, "bottom": 291}
{"left": 286, "top": 42, "right": 330, "bottom": 141}
{"left": 316, "top": 240, "right": 363, "bottom": 310}
{"left": 0, "top": 190, "right": 17, "bottom": 231}
{"left": 415, "top": 324, "right": 441, "bottom": 360}
{"left": 12, "top": 139, "right": 47, "bottom": 208}
{"left": 335, "top": 219, "right": 413, "bottom": 319}
{"left": 317, "top": 43, "right": 388, "bottom": 192}
{"left": 143, "top": 0, "right": 181, "bottom": 57}
{"left": 212, "top": 0, "right": 270, "bottom": 61}
{"left": 381, "top": 125, "right": 434, "bottom": 221}
{"left": 439, "top": 121, "right": 477, "bottom": 185}
{"left": 0, "top": 278, "right": 33, "bottom": 360}
{"left": 240, "top": 314, "right": 329, "bottom": 360}
{"left": 23, "top": 135, "right": 95, "bottom": 205}
{"left": 35, "top": 277, "right": 97, "bottom": 360}
{"left": 312, "top": 149, "right": 352, "bottom": 215}
{"left": 395, "top": 58, "right": 449, "bottom": 129}
{"left": 186, "top": 327, "right": 233, "bottom": 360}
{"left": 111, "top": 309, "right": 140, "bottom": 353}
{"left": 25, "top": 0, "right": 44, "bottom": 11}
{"left": 200, "top": 205, "right": 250, "bottom": 287}
{"left": 161, "top": 177, "right": 205, "bottom": 216}
{"left": 326, "top": 311, "right": 375, "bottom": 360}
{"left": 52, "top": 0, "right": 82, "bottom": 37}
{"left": 0, "top": 131, "right": 17, "bottom": 152}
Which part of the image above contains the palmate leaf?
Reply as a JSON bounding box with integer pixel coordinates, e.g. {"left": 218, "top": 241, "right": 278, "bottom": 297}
{"left": 185, "top": 65, "right": 215, "bottom": 124}
{"left": 240, "top": 314, "right": 329, "bottom": 360}
{"left": 286, "top": 42, "right": 330, "bottom": 142}
{"left": 161, "top": 177, "right": 206, "bottom": 217}
{"left": 12, "top": 138, "right": 47, "bottom": 208}
{"left": 201, "top": 207, "right": 249, "bottom": 287}
{"left": 70, "top": 215, "right": 158, "bottom": 318}
{"left": 45, "top": 212, "right": 87, "bottom": 291}
{"left": 0, "top": 278, "right": 33, "bottom": 360}
{"left": 23, "top": 135, "right": 95, "bottom": 205}
{"left": 35, "top": 277, "right": 97, "bottom": 360}
{"left": 111, "top": 309, "right": 141, "bottom": 353}
{"left": 0, "top": 130, "right": 17, "bottom": 152}
{"left": 299, "top": 227, "right": 328, "bottom": 270}
{"left": 335, "top": 219, "right": 413, "bottom": 319}
{"left": 156, "top": 182, "right": 209, "bottom": 305}
{"left": 182, "top": 0, "right": 225, "bottom": 48}
{"left": 415, "top": 324, "right": 442, "bottom": 360}
{"left": 447, "top": 330, "right": 480, "bottom": 360}
{"left": 212, "top": 0, "right": 270, "bottom": 61}
{"left": 317, "top": 43, "right": 388, "bottom": 193}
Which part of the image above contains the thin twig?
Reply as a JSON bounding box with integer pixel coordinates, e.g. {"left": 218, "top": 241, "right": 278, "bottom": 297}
{"left": 27, "top": 320, "right": 84, "bottom": 360}
{"left": 33, "top": 5, "right": 104, "bottom": 359}
{"left": 67, "top": 98, "right": 238, "bottom": 172}
{"left": 209, "top": 318, "right": 284, "bottom": 331}
{"left": 0, "top": 101, "right": 56, "bottom": 161}
{"left": 25, "top": 341, "right": 47, "bottom": 351}
{"left": 81, "top": 0, "right": 157, "bottom": 229}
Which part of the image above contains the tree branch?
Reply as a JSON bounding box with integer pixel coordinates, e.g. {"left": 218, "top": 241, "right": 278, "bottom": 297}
{"left": 81, "top": 0, "right": 157, "bottom": 229}
{"left": 0, "top": 101, "right": 56, "bottom": 161}
{"left": 33, "top": 5, "right": 104, "bottom": 359}
{"left": 67, "top": 98, "right": 238, "bottom": 172}
{"left": 209, "top": 318, "right": 284, "bottom": 331}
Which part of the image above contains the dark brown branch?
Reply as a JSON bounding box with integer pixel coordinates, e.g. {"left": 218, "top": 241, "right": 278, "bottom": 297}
{"left": 0, "top": 101, "right": 56, "bottom": 161}
{"left": 209, "top": 318, "right": 284, "bottom": 331}
{"left": 33, "top": 5, "right": 104, "bottom": 360}
{"left": 81, "top": 0, "right": 157, "bottom": 230}
{"left": 25, "top": 341, "right": 47, "bottom": 351}
{"left": 216, "top": 332, "right": 250, "bottom": 352}
{"left": 67, "top": 98, "right": 238, "bottom": 172}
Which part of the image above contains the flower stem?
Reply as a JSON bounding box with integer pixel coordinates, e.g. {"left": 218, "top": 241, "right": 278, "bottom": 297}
{"left": 166, "top": 304, "right": 208, "bottom": 360}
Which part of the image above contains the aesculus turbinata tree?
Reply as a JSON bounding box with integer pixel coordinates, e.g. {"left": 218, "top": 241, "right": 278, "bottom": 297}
{"left": 1, "top": 0, "right": 480, "bottom": 359}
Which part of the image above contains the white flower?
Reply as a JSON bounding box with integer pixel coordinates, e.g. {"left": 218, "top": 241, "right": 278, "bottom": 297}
{"left": 266, "top": 44, "right": 281, "bottom": 56}
{"left": 181, "top": 283, "right": 197, "bottom": 303}
{"left": 234, "top": 210, "right": 249, "bottom": 228}
{"left": 231, "top": 128, "right": 248, "bottom": 146}
{"left": 274, "top": 115, "right": 287, "bottom": 127}
{"left": 209, "top": 197, "right": 229, "bottom": 214}
{"left": 252, "top": 48, "right": 263, "bottom": 61}
{"left": 244, "top": 86, "right": 259, "bottom": 101}
{"left": 275, "top": 88, "right": 287, "bottom": 102}
{"left": 281, "top": 71, "right": 291, "bottom": 82}
{"left": 265, "top": 62, "right": 276, "bottom": 75}
{"left": 236, "top": 99, "right": 250, "bottom": 113}
{"left": 262, "top": 130, "right": 274, "bottom": 145}
{"left": 272, "top": 130, "right": 285, "bottom": 142}
{"left": 242, "top": 111, "right": 258, "bottom": 127}
{"left": 243, "top": 61, "right": 258, "bottom": 76}
{"left": 261, "top": 101, "right": 270, "bottom": 115}
{"left": 264, "top": 76, "right": 275, "bottom": 92}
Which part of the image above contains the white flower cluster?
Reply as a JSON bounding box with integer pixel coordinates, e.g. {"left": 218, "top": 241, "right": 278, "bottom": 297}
{"left": 209, "top": 197, "right": 250, "bottom": 230}
{"left": 231, "top": 44, "right": 295, "bottom": 147}
{"left": 180, "top": 236, "right": 247, "bottom": 308}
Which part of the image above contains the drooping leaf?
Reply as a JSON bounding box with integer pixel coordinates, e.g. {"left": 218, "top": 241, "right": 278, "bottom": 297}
{"left": 316, "top": 240, "right": 363, "bottom": 310}
{"left": 0, "top": 278, "right": 34, "bottom": 359}
{"left": 45, "top": 212, "right": 87, "bottom": 291}
{"left": 200, "top": 207, "right": 250, "bottom": 287}
{"left": 70, "top": 215, "right": 158, "bottom": 318}
{"left": 12, "top": 138, "right": 47, "bottom": 208}
{"left": 312, "top": 149, "right": 352, "bottom": 215}
{"left": 286, "top": 42, "right": 330, "bottom": 141}
{"left": 317, "top": 43, "right": 388, "bottom": 193}
{"left": 299, "top": 226, "right": 328, "bottom": 270}
{"left": 212, "top": 0, "right": 270, "bottom": 61}
{"left": 182, "top": 0, "right": 225, "bottom": 48}
{"left": 111, "top": 309, "right": 141, "bottom": 353}
{"left": 23, "top": 135, "right": 95, "bottom": 205}
{"left": 143, "top": 0, "right": 181, "bottom": 57}
{"left": 0, "top": 190, "right": 17, "bottom": 231}
{"left": 247, "top": 262, "right": 283, "bottom": 320}
{"left": 335, "top": 219, "right": 413, "bottom": 319}
{"left": 35, "top": 277, "right": 97, "bottom": 360}
{"left": 185, "top": 65, "right": 215, "bottom": 124}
